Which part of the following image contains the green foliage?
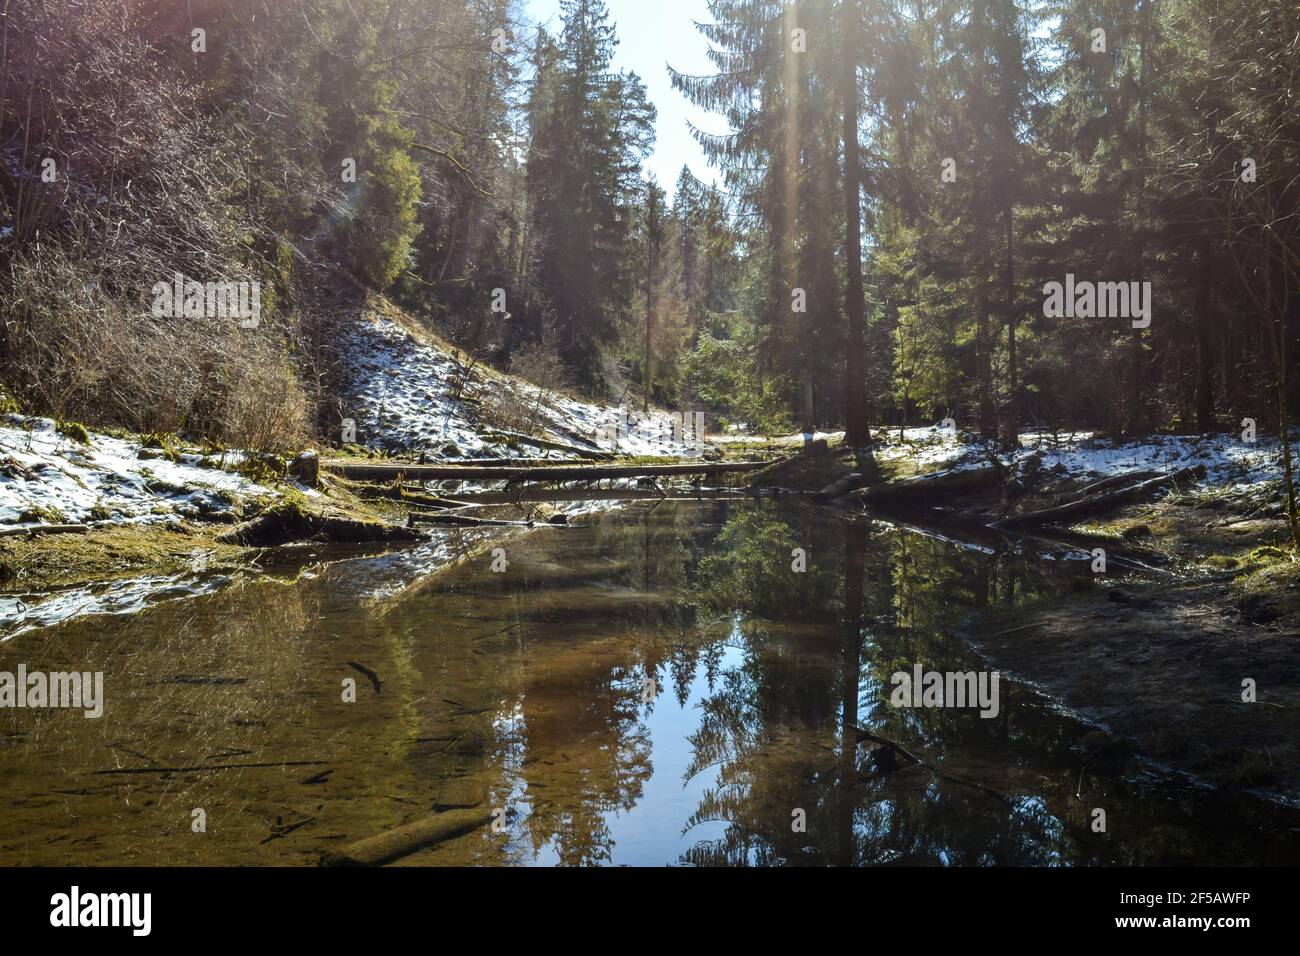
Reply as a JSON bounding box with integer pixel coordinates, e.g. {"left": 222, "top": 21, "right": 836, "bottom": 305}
{"left": 55, "top": 420, "right": 91, "bottom": 445}
{"left": 686, "top": 331, "right": 793, "bottom": 433}
{"left": 341, "top": 125, "right": 422, "bottom": 289}
{"left": 694, "top": 509, "right": 839, "bottom": 620}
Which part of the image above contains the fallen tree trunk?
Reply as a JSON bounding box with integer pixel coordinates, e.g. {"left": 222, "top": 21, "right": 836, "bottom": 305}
{"left": 321, "top": 808, "right": 493, "bottom": 867}
{"left": 322, "top": 459, "right": 770, "bottom": 483}
{"left": 436, "top": 456, "right": 600, "bottom": 467}
{"left": 0, "top": 523, "right": 88, "bottom": 538}
{"left": 482, "top": 430, "right": 615, "bottom": 460}
{"left": 407, "top": 513, "right": 538, "bottom": 528}
{"left": 991, "top": 466, "right": 1204, "bottom": 529}
{"left": 1078, "top": 469, "right": 1163, "bottom": 495}
{"left": 442, "top": 487, "right": 756, "bottom": 506}
{"left": 814, "top": 471, "right": 865, "bottom": 500}
{"left": 354, "top": 487, "right": 479, "bottom": 510}
{"left": 855, "top": 463, "right": 1003, "bottom": 505}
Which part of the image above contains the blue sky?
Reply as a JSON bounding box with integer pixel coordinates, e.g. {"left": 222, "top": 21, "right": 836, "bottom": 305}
{"left": 523, "top": 0, "right": 723, "bottom": 199}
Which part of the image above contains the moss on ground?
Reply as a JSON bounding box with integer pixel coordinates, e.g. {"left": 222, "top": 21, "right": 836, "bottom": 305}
{"left": 17, "top": 504, "right": 68, "bottom": 524}
{"left": 55, "top": 420, "right": 91, "bottom": 444}
{"left": 0, "top": 522, "right": 244, "bottom": 591}
{"left": 1, "top": 462, "right": 417, "bottom": 592}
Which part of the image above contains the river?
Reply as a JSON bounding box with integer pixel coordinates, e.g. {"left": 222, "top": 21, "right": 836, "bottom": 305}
{"left": 2, "top": 499, "right": 1296, "bottom": 865}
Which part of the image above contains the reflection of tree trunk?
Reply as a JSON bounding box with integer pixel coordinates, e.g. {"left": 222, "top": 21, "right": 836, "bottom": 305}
{"left": 838, "top": 523, "right": 868, "bottom": 866}
{"left": 643, "top": 511, "right": 651, "bottom": 592}
{"left": 976, "top": 552, "right": 992, "bottom": 609}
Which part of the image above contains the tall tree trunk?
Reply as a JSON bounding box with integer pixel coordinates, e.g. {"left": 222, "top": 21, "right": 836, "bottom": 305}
{"left": 785, "top": 0, "right": 814, "bottom": 436}
{"left": 801, "top": 380, "right": 816, "bottom": 434}
{"left": 1267, "top": 258, "right": 1300, "bottom": 547}
{"left": 644, "top": 238, "right": 655, "bottom": 414}
{"left": 840, "top": 1, "right": 868, "bottom": 447}
{"left": 976, "top": 276, "right": 994, "bottom": 438}
{"left": 1129, "top": 0, "right": 1151, "bottom": 435}
{"left": 1004, "top": 203, "right": 1017, "bottom": 444}
{"left": 1194, "top": 249, "right": 1216, "bottom": 431}
{"left": 643, "top": 184, "right": 662, "bottom": 413}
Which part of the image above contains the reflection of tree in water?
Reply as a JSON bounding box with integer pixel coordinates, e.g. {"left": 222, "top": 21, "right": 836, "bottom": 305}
{"left": 457, "top": 501, "right": 1274, "bottom": 866}
{"left": 512, "top": 670, "right": 654, "bottom": 866}
{"left": 680, "top": 661, "right": 843, "bottom": 866}
{"left": 679, "top": 506, "right": 847, "bottom": 864}
{"left": 499, "top": 503, "right": 721, "bottom": 865}
{"left": 693, "top": 508, "right": 842, "bottom": 621}
{"left": 676, "top": 505, "right": 1095, "bottom": 865}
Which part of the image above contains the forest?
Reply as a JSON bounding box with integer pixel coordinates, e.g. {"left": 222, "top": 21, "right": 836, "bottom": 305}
{"left": 2, "top": 0, "right": 1300, "bottom": 882}
{"left": 5, "top": 1, "right": 1298, "bottom": 450}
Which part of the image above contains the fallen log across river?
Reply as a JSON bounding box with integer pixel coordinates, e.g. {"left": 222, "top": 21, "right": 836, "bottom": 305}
{"left": 321, "top": 808, "right": 493, "bottom": 867}
{"left": 322, "top": 459, "right": 773, "bottom": 483}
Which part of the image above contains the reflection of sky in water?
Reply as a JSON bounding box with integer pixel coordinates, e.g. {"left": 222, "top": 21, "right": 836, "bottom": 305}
{"left": 523, "top": 643, "right": 744, "bottom": 867}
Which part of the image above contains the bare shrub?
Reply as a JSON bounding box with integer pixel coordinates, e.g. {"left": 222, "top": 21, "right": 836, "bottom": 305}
{"left": 0, "top": 0, "right": 318, "bottom": 455}
{"left": 478, "top": 341, "right": 571, "bottom": 437}
{"left": 217, "top": 352, "right": 309, "bottom": 456}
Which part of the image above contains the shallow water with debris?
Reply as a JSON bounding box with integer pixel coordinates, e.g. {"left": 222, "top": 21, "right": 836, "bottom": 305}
{"left": 2, "top": 500, "right": 1296, "bottom": 865}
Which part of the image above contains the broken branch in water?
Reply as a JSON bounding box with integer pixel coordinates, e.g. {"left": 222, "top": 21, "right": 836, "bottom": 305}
{"left": 320, "top": 808, "right": 493, "bottom": 866}
{"left": 406, "top": 513, "right": 535, "bottom": 528}
{"left": 347, "top": 661, "right": 382, "bottom": 695}
{"left": 855, "top": 727, "right": 1013, "bottom": 806}
{"left": 95, "top": 760, "right": 330, "bottom": 775}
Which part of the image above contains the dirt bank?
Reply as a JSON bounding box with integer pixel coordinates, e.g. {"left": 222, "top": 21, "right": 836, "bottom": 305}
{"left": 965, "top": 560, "right": 1300, "bottom": 803}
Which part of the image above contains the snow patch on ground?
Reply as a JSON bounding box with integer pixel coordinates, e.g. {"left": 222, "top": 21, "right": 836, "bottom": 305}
{"left": 871, "top": 424, "right": 1286, "bottom": 487}
{"left": 340, "top": 316, "right": 704, "bottom": 458}
{"left": 1018, "top": 430, "right": 1282, "bottom": 487}
{"left": 0, "top": 416, "right": 268, "bottom": 529}
{"left": 873, "top": 427, "right": 980, "bottom": 472}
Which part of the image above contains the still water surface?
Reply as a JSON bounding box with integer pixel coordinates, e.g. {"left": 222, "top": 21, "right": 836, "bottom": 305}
{"left": 2, "top": 500, "right": 1296, "bottom": 865}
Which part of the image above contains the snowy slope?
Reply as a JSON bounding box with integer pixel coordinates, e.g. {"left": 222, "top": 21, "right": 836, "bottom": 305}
{"left": 1018, "top": 430, "right": 1283, "bottom": 487}
{"left": 0, "top": 416, "right": 268, "bottom": 529}
{"left": 340, "top": 316, "right": 705, "bottom": 458}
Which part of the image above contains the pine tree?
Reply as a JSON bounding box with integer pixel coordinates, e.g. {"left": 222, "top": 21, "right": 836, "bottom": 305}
{"left": 525, "top": 0, "right": 654, "bottom": 381}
